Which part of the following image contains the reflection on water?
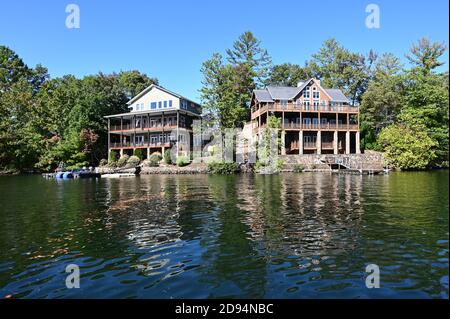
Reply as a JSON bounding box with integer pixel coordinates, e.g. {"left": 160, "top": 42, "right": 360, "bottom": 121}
{"left": 0, "top": 171, "right": 448, "bottom": 298}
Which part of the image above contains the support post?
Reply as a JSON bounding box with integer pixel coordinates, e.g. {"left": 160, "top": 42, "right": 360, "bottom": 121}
{"left": 120, "top": 116, "right": 123, "bottom": 147}
{"left": 107, "top": 118, "right": 110, "bottom": 154}
{"left": 281, "top": 130, "right": 286, "bottom": 155}
{"left": 356, "top": 131, "right": 361, "bottom": 154}
{"left": 299, "top": 131, "right": 303, "bottom": 155}
{"left": 346, "top": 131, "right": 350, "bottom": 154}
{"left": 176, "top": 111, "right": 179, "bottom": 157}
{"left": 333, "top": 130, "right": 338, "bottom": 154}
{"left": 317, "top": 131, "right": 321, "bottom": 155}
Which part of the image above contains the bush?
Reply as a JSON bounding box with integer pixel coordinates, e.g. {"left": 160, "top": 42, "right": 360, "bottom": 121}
{"left": 164, "top": 149, "right": 172, "bottom": 164}
{"left": 148, "top": 152, "right": 162, "bottom": 167}
{"left": 133, "top": 149, "right": 144, "bottom": 160}
{"left": 378, "top": 124, "right": 437, "bottom": 170}
{"left": 207, "top": 161, "right": 239, "bottom": 174}
{"left": 276, "top": 159, "right": 285, "bottom": 170}
{"left": 176, "top": 155, "right": 190, "bottom": 167}
{"left": 99, "top": 159, "right": 108, "bottom": 167}
{"left": 127, "top": 155, "right": 141, "bottom": 166}
{"left": 293, "top": 164, "right": 305, "bottom": 173}
{"left": 117, "top": 154, "right": 129, "bottom": 167}
{"left": 108, "top": 150, "right": 118, "bottom": 163}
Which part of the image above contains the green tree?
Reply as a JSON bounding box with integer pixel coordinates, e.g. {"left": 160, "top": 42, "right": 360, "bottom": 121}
{"left": 118, "top": 70, "right": 158, "bottom": 99}
{"left": 226, "top": 31, "right": 272, "bottom": 87}
{"left": 406, "top": 37, "right": 446, "bottom": 75}
{"left": 200, "top": 54, "right": 250, "bottom": 128}
{"left": 266, "top": 63, "right": 311, "bottom": 86}
{"left": 360, "top": 53, "right": 404, "bottom": 149}
{"left": 378, "top": 124, "right": 437, "bottom": 170}
{"left": 307, "top": 39, "right": 375, "bottom": 105}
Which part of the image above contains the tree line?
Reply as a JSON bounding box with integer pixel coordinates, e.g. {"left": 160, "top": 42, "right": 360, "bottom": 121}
{"left": 0, "top": 32, "right": 448, "bottom": 172}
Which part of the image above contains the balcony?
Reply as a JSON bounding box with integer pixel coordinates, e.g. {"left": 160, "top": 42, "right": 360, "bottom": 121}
{"left": 252, "top": 102, "right": 359, "bottom": 114}
{"left": 110, "top": 142, "right": 172, "bottom": 149}
{"left": 263, "top": 122, "right": 360, "bottom": 130}
{"left": 110, "top": 124, "right": 180, "bottom": 132}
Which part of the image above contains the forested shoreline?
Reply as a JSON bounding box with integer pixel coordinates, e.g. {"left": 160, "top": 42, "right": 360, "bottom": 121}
{"left": 1, "top": 33, "right": 448, "bottom": 173}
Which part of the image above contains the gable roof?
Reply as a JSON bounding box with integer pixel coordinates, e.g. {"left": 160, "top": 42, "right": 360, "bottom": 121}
{"left": 254, "top": 89, "right": 274, "bottom": 102}
{"left": 323, "top": 89, "right": 349, "bottom": 103}
{"left": 127, "top": 84, "right": 200, "bottom": 107}
{"left": 266, "top": 86, "right": 301, "bottom": 100}
{"left": 252, "top": 78, "right": 349, "bottom": 103}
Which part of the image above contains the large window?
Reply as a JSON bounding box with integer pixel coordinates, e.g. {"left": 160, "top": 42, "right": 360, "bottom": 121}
{"left": 313, "top": 91, "right": 320, "bottom": 99}
{"left": 303, "top": 89, "right": 310, "bottom": 98}
{"left": 151, "top": 102, "right": 157, "bottom": 109}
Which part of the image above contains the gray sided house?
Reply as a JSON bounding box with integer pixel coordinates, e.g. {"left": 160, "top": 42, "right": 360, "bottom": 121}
{"left": 105, "top": 84, "right": 202, "bottom": 159}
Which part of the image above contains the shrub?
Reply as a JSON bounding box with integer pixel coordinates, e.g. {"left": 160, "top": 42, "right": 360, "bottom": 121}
{"left": 99, "top": 159, "right": 108, "bottom": 167}
{"left": 164, "top": 149, "right": 172, "bottom": 164}
{"left": 108, "top": 150, "right": 118, "bottom": 163}
{"left": 378, "top": 124, "right": 437, "bottom": 170}
{"left": 293, "top": 164, "right": 305, "bottom": 173}
{"left": 127, "top": 155, "right": 141, "bottom": 166}
{"left": 207, "top": 161, "right": 239, "bottom": 174}
{"left": 133, "top": 149, "right": 144, "bottom": 160}
{"left": 148, "top": 152, "right": 162, "bottom": 167}
{"left": 117, "top": 154, "right": 129, "bottom": 167}
{"left": 176, "top": 155, "right": 190, "bottom": 167}
{"left": 276, "top": 159, "right": 285, "bottom": 170}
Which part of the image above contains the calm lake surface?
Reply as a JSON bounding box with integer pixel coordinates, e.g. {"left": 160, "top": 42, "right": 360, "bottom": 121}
{"left": 0, "top": 171, "right": 448, "bottom": 299}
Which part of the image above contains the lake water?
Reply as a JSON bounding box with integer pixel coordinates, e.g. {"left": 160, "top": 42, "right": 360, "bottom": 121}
{"left": 0, "top": 171, "right": 448, "bottom": 298}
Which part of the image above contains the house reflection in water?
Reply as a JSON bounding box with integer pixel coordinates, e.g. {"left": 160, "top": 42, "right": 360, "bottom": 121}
{"left": 100, "top": 173, "right": 364, "bottom": 297}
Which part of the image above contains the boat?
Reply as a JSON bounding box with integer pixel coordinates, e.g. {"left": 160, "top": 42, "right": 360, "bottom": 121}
{"left": 42, "top": 169, "right": 101, "bottom": 179}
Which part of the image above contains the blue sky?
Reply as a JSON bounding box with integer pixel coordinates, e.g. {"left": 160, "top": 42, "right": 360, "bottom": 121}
{"left": 1, "top": 0, "right": 448, "bottom": 102}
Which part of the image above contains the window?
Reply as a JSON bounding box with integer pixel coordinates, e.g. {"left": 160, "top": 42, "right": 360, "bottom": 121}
{"left": 280, "top": 100, "right": 288, "bottom": 108}
{"left": 169, "top": 100, "right": 173, "bottom": 107}
{"left": 151, "top": 102, "right": 157, "bottom": 109}
{"left": 158, "top": 101, "right": 162, "bottom": 108}
{"left": 303, "top": 86, "right": 311, "bottom": 98}
{"left": 164, "top": 101, "right": 167, "bottom": 108}
{"left": 303, "top": 100, "right": 310, "bottom": 110}
{"left": 313, "top": 101, "right": 319, "bottom": 110}
{"left": 313, "top": 91, "right": 320, "bottom": 99}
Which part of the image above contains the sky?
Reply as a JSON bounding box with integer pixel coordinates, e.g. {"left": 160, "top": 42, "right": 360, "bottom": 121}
{"left": 0, "top": 0, "right": 448, "bottom": 102}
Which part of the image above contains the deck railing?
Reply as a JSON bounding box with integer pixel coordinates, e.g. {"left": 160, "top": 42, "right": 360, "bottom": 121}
{"left": 110, "top": 142, "right": 172, "bottom": 148}
{"left": 260, "top": 122, "right": 359, "bottom": 130}
{"left": 110, "top": 124, "right": 180, "bottom": 132}
{"left": 254, "top": 103, "right": 358, "bottom": 113}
